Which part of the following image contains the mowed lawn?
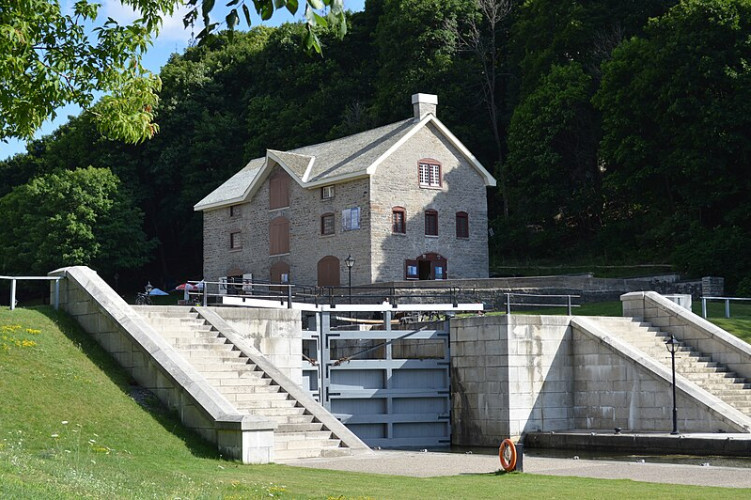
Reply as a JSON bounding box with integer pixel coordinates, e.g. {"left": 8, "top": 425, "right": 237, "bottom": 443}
{"left": 1, "top": 306, "right": 748, "bottom": 499}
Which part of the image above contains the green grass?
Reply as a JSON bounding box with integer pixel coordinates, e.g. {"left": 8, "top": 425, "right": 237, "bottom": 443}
{"left": 1, "top": 306, "right": 748, "bottom": 498}
{"left": 695, "top": 300, "right": 751, "bottom": 344}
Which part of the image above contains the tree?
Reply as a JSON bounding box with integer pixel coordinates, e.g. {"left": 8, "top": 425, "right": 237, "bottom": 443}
{"left": 0, "top": 0, "right": 343, "bottom": 144}
{"left": 0, "top": 167, "right": 153, "bottom": 276}
{"left": 595, "top": 0, "right": 751, "bottom": 286}
{"left": 448, "top": 0, "right": 513, "bottom": 218}
{"left": 506, "top": 62, "right": 600, "bottom": 235}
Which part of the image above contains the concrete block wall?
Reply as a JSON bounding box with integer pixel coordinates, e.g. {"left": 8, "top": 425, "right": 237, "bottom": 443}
{"left": 622, "top": 291, "right": 751, "bottom": 381}
{"left": 206, "top": 307, "right": 302, "bottom": 386}
{"left": 450, "top": 315, "right": 572, "bottom": 446}
{"left": 571, "top": 317, "right": 749, "bottom": 433}
{"left": 451, "top": 312, "right": 750, "bottom": 446}
{"left": 48, "top": 266, "right": 276, "bottom": 464}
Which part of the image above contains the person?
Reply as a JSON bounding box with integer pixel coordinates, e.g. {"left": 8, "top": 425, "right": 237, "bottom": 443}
{"left": 145, "top": 281, "right": 153, "bottom": 295}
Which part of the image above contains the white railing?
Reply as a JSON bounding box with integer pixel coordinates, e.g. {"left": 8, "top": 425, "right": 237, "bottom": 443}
{"left": 701, "top": 296, "right": 751, "bottom": 319}
{"left": 0, "top": 275, "right": 62, "bottom": 311}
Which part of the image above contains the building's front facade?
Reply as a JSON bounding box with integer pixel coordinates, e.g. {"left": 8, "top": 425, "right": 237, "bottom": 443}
{"left": 195, "top": 94, "right": 496, "bottom": 287}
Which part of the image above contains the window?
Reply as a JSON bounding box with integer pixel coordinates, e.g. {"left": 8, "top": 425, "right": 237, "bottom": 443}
{"left": 405, "top": 260, "right": 419, "bottom": 280}
{"left": 418, "top": 160, "right": 441, "bottom": 188}
{"left": 321, "top": 213, "right": 335, "bottom": 235}
{"left": 456, "top": 211, "right": 469, "bottom": 238}
{"left": 230, "top": 231, "right": 242, "bottom": 250}
{"left": 425, "top": 209, "right": 438, "bottom": 236}
{"left": 269, "top": 216, "right": 290, "bottom": 255}
{"left": 229, "top": 205, "right": 241, "bottom": 217}
{"left": 342, "top": 206, "right": 361, "bottom": 231}
{"left": 321, "top": 185, "right": 335, "bottom": 200}
{"left": 269, "top": 170, "right": 290, "bottom": 209}
{"left": 392, "top": 207, "right": 406, "bottom": 234}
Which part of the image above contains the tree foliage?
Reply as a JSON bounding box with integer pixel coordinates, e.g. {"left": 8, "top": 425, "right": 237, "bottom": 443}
{"left": 0, "top": 0, "right": 343, "bottom": 144}
{"left": 1, "top": 0, "right": 749, "bottom": 291}
{"left": 0, "top": 167, "right": 153, "bottom": 276}
{"left": 506, "top": 62, "right": 599, "bottom": 234}
{"left": 595, "top": 0, "right": 751, "bottom": 286}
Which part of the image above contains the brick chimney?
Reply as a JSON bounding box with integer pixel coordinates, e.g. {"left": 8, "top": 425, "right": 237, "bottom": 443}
{"left": 412, "top": 93, "right": 437, "bottom": 120}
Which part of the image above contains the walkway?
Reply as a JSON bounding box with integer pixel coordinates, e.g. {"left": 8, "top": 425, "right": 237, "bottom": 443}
{"left": 279, "top": 449, "right": 751, "bottom": 489}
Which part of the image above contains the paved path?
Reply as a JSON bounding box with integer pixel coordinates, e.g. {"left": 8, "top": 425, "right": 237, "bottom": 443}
{"left": 279, "top": 450, "right": 751, "bottom": 489}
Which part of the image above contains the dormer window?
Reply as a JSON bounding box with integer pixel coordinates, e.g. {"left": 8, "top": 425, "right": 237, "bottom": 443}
{"left": 418, "top": 160, "right": 441, "bottom": 188}
{"left": 321, "top": 185, "right": 335, "bottom": 200}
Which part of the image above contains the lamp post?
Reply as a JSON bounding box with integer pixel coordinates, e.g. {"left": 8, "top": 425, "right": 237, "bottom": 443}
{"left": 665, "top": 335, "right": 679, "bottom": 435}
{"left": 344, "top": 254, "right": 355, "bottom": 304}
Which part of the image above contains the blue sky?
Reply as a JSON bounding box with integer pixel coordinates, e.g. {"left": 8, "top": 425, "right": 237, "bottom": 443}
{"left": 0, "top": 0, "right": 365, "bottom": 161}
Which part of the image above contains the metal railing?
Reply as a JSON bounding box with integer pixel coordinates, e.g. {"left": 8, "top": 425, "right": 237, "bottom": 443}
{"left": 505, "top": 292, "right": 580, "bottom": 315}
{"left": 1, "top": 275, "right": 62, "bottom": 311}
{"left": 701, "top": 296, "right": 751, "bottom": 319}
{"left": 184, "top": 278, "right": 463, "bottom": 309}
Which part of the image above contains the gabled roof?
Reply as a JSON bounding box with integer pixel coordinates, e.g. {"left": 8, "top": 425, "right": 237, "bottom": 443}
{"left": 194, "top": 115, "right": 496, "bottom": 212}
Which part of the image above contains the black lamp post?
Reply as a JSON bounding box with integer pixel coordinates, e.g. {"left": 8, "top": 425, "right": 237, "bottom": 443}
{"left": 344, "top": 254, "right": 355, "bottom": 304}
{"left": 665, "top": 335, "right": 679, "bottom": 435}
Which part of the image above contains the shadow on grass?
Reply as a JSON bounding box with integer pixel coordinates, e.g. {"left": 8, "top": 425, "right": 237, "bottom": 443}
{"left": 35, "top": 306, "right": 219, "bottom": 461}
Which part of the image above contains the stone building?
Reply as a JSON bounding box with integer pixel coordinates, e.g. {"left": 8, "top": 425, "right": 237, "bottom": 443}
{"left": 194, "top": 93, "right": 496, "bottom": 286}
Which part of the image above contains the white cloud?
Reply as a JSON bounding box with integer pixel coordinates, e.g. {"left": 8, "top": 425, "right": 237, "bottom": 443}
{"left": 99, "top": 0, "right": 193, "bottom": 43}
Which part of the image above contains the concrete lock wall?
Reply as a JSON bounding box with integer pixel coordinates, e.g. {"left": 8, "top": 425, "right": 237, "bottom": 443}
{"left": 570, "top": 317, "right": 744, "bottom": 433}
{"left": 623, "top": 291, "right": 751, "bottom": 382}
{"left": 451, "top": 311, "right": 748, "bottom": 447}
{"left": 205, "top": 307, "right": 302, "bottom": 386}
{"left": 48, "top": 266, "right": 276, "bottom": 464}
{"left": 450, "top": 315, "right": 573, "bottom": 447}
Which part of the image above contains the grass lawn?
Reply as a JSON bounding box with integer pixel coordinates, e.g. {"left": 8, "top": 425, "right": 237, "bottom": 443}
{"left": 1, "top": 306, "right": 748, "bottom": 499}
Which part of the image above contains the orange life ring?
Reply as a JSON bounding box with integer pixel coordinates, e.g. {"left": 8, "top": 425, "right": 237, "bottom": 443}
{"left": 499, "top": 439, "right": 517, "bottom": 471}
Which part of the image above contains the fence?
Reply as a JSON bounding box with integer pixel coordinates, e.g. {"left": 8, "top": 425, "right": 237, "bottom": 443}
{"left": 701, "top": 296, "right": 751, "bottom": 319}
{"left": 0, "top": 275, "right": 62, "bottom": 311}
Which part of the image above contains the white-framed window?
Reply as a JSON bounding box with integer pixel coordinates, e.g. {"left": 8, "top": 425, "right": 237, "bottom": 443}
{"left": 342, "top": 206, "right": 361, "bottom": 231}
{"left": 321, "top": 185, "right": 335, "bottom": 200}
{"left": 418, "top": 161, "right": 441, "bottom": 188}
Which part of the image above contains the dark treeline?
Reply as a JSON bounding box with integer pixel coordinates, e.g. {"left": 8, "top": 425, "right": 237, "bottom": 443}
{"left": 1, "top": 0, "right": 749, "bottom": 294}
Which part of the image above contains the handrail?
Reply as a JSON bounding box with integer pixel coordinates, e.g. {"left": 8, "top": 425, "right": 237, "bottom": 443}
{"left": 505, "top": 292, "right": 580, "bottom": 316}
{"left": 0, "top": 274, "right": 63, "bottom": 311}
{"left": 701, "top": 296, "right": 751, "bottom": 319}
{"left": 185, "top": 278, "right": 463, "bottom": 309}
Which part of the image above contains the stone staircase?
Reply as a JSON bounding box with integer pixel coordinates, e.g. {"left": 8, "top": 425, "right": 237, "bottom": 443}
{"left": 588, "top": 316, "right": 751, "bottom": 417}
{"left": 135, "top": 306, "right": 349, "bottom": 460}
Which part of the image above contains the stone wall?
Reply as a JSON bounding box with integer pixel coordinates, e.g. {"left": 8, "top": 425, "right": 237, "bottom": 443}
{"left": 571, "top": 317, "right": 746, "bottom": 433}
{"left": 48, "top": 266, "right": 276, "bottom": 464}
{"left": 450, "top": 315, "right": 573, "bottom": 447}
{"left": 370, "top": 122, "right": 490, "bottom": 282}
{"left": 622, "top": 291, "right": 751, "bottom": 381}
{"left": 450, "top": 311, "right": 750, "bottom": 446}
{"left": 205, "top": 306, "right": 302, "bottom": 386}
{"left": 202, "top": 166, "right": 371, "bottom": 286}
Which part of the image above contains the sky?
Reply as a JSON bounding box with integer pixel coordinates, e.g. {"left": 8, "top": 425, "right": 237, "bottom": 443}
{"left": 0, "top": 0, "right": 365, "bottom": 161}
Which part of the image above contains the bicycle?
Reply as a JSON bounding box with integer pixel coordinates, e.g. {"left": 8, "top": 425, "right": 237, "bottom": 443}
{"left": 135, "top": 291, "right": 152, "bottom": 305}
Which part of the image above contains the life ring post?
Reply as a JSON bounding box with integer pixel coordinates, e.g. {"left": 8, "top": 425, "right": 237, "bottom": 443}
{"left": 499, "top": 439, "right": 520, "bottom": 472}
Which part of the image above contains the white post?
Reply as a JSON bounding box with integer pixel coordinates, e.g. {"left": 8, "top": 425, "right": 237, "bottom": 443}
{"left": 10, "top": 278, "right": 16, "bottom": 311}
{"left": 725, "top": 299, "right": 731, "bottom": 318}
{"left": 53, "top": 279, "right": 60, "bottom": 310}
{"left": 702, "top": 297, "right": 707, "bottom": 318}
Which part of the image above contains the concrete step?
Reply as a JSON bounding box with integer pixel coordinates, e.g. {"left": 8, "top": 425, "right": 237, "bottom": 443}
{"left": 273, "top": 445, "right": 349, "bottom": 460}
{"left": 277, "top": 422, "right": 326, "bottom": 433}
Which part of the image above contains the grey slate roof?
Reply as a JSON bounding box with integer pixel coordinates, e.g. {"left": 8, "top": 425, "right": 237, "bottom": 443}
{"left": 194, "top": 114, "right": 493, "bottom": 212}
{"left": 292, "top": 118, "right": 414, "bottom": 183}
